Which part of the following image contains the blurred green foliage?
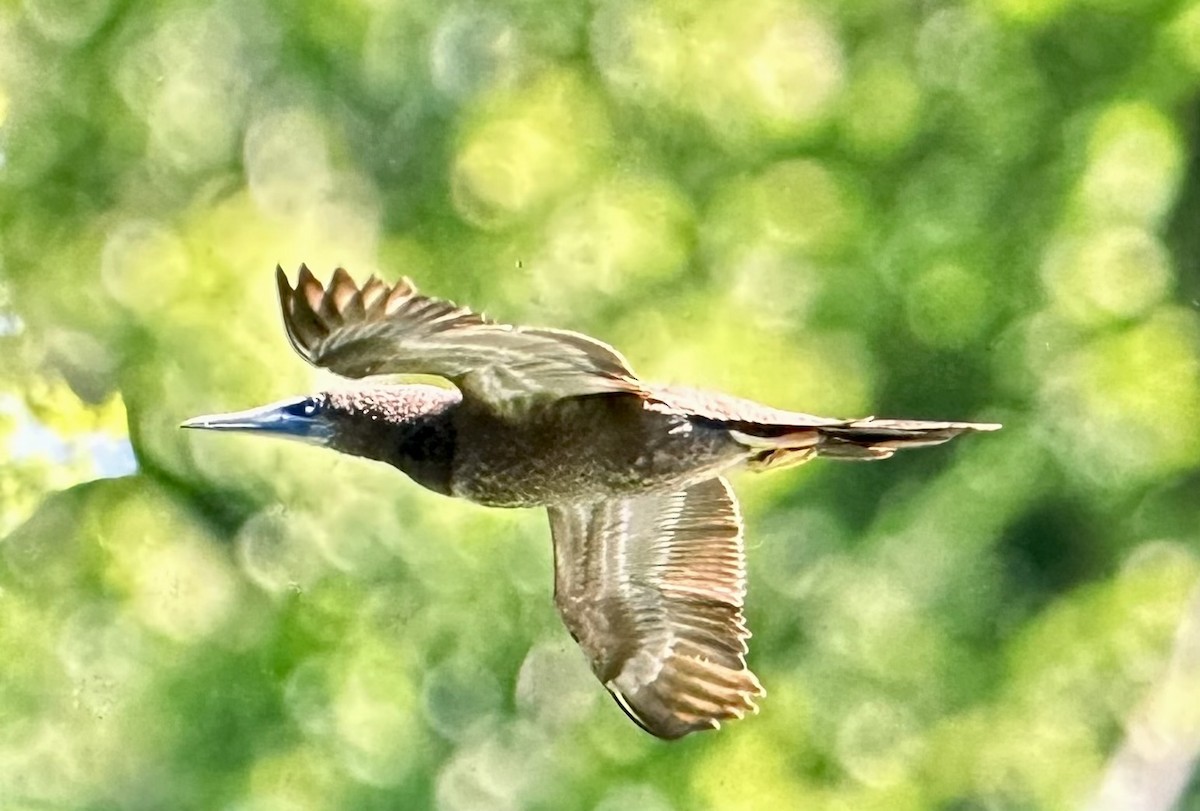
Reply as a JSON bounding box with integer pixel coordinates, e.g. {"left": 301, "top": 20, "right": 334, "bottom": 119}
{"left": 2, "top": 0, "right": 1200, "bottom": 808}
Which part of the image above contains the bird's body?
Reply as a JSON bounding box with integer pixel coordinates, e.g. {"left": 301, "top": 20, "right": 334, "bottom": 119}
{"left": 315, "top": 384, "right": 740, "bottom": 505}
{"left": 450, "top": 390, "right": 743, "bottom": 506}
{"left": 184, "top": 266, "right": 1000, "bottom": 740}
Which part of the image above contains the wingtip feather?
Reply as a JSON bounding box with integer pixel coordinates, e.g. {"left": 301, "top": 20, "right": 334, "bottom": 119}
{"left": 275, "top": 265, "right": 293, "bottom": 303}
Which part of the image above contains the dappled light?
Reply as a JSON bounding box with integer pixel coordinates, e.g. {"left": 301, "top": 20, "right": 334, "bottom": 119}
{"left": 2, "top": 0, "right": 1199, "bottom": 808}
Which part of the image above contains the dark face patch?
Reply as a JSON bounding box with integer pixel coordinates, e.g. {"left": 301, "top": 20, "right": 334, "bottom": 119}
{"left": 322, "top": 385, "right": 461, "bottom": 496}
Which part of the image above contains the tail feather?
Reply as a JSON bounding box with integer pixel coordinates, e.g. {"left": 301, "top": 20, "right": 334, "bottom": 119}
{"left": 732, "top": 419, "right": 1000, "bottom": 469}
{"left": 818, "top": 419, "right": 1000, "bottom": 458}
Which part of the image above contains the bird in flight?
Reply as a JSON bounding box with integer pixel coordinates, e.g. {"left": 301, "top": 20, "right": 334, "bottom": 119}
{"left": 183, "top": 266, "right": 1000, "bottom": 739}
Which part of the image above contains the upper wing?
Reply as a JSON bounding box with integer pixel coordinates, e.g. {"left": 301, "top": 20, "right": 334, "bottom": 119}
{"left": 276, "top": 265, "right": 643, "bottom": 405}
{"left": 644, "top": 385, "right": 847, "bottom": 428}
{"left": 548, "top": 477, "right": 764, "bottom": 739}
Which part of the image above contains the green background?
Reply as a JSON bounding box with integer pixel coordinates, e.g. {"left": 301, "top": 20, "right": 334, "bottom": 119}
{"left": 3, "top": 0, "right": 1200, "bottom": 808}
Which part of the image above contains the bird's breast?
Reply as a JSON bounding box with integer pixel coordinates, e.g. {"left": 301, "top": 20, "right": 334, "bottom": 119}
{"left": 448, "top": 394, "right": 744, "bottom": 507}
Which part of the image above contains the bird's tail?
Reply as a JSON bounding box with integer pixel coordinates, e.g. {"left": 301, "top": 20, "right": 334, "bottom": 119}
{"left": 731, "top": 418, "right": 1001, "bottom": 472}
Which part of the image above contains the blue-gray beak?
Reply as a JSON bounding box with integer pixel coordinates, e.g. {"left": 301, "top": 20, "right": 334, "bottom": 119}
{"left": 181, "top": 397, "right": 332, "bottom": 445}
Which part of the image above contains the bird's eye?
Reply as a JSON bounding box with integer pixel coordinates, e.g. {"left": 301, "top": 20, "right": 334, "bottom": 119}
{"left": 285, "top": 398, "right": 320, "bottom": 418}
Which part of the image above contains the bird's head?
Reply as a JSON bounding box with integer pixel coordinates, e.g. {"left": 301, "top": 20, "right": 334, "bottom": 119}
{"left": 182, "top": 385, "right": 461, "bottom": 469}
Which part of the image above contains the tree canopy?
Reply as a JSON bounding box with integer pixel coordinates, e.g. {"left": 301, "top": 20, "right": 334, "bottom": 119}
{"left": 1, "top": 0, "right": 1199, "bottom": 809}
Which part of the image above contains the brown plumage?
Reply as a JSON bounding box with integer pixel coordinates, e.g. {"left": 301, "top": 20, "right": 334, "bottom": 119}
{"left": 183, "top": 265, "right": 1000, "bottom": 739}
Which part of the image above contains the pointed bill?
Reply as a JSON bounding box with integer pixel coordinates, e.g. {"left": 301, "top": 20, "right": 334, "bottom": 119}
{"left": 181, "top": 397, "right": 332, "bottom": 445}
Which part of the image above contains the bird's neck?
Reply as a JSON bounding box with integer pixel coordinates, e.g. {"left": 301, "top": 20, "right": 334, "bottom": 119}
{"left": 390, "top": 409, "right": 458, "bottom": 496}
{"left": 328, "top": 392, "right": 460, "bottom": 496}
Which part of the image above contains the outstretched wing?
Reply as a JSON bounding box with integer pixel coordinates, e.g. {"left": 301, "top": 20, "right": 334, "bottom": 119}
{"left": 548, "top": 477, "right": 763, "bottom": 739}
{"left": 276, "top": 266, "right": 642, "bottom": 405}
